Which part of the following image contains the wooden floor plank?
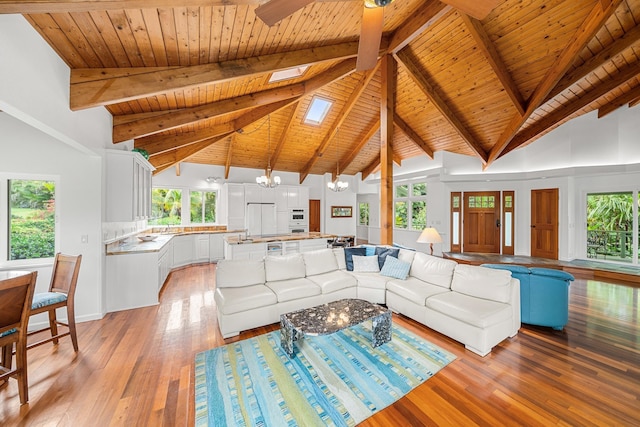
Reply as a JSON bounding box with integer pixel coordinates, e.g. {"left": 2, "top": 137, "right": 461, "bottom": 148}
{"left": 0, "top": 263, "right": 638, "bottom": 426}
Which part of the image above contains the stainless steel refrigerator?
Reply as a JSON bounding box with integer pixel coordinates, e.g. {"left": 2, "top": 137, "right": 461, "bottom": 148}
{"left": 246, "top": 203, "right": 277, "bottom": 237}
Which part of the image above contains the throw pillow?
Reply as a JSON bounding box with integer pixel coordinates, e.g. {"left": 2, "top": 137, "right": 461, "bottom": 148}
{"left": 375, "top": 246, "right": 400, "bottom": 269}
{"left": 344, "top": 247, "right": 366, "bottom": 271}
{"left": 352, "top": 255, "right": 381, "bottom": 272}
{"left": 380, "top": 255, "right": 411, "bottom": 280}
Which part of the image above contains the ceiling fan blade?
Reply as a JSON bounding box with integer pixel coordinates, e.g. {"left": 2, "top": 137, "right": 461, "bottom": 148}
{"left": 439, "top": 0, "right": 499, "bottom": 20}
{"left": 356, "top": 6, "right": 384, "bottom": 71}
{"left": 255, "top": 0, "right": 316, "bottom": 26}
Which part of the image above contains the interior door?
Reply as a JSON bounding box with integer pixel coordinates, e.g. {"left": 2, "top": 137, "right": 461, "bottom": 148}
{"left": 463, "top": 192, "right": 501, "bottom": 253}
{"left": 309, "top": 199, "right": 320, "bottom": 232}
{"left": 531, "top": 188, "right": 558, "bottom": 259}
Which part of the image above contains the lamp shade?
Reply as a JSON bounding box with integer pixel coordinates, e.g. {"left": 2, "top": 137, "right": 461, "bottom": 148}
{"left": 417, "top": 227, "right": 442, "bottom": 244}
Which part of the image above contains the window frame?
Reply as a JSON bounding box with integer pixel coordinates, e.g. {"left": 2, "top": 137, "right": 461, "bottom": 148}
{"left": 189, "top": 189, "right": 218, "bottom": 225}
{"left": 393, "top": 180, "right": 427, "bottom": 231}
{"left": 0, "top": 173, "right": 60, "bottom": 268}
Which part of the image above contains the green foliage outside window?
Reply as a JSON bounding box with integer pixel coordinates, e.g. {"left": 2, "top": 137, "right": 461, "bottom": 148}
{"left": 396, "top": 184, "right": 408, "bottom": 198}
{"left": 191, "top": 190, "right": 217, "bottom": 224}
{"left": 150, "top": 188, "right": 182, "bottom": 225}
{"left": 358, "top": 202, "right": 369, "bottom": 226}
{"left": 395, "top": 201, "right": 407, "bottom": 228}
{"left": 9, "top": 179, "right": 56, "bottom": 260}
{"left": 411, "top": 201, "right": 426, "bottom": 230}
{"left": 412, "top": 183, "right": 427, "bottom": 197}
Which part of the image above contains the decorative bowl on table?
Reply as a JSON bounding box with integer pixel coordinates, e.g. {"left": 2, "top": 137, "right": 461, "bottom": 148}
{"left": 137, "top": 234, "right": 158, "bottom": 242}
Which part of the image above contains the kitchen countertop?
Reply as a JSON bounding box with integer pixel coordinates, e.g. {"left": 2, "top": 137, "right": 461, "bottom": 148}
{"left": 106, "top": 229, "right": 245, "bottom": 255}
{"left": 225, "top": 232, "right": 337, "bottom": 245}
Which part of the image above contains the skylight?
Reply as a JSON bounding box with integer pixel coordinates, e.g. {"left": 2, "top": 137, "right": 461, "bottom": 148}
{"left": 268, "top": 66, "right": 309, "bottom": 83}
{"left": 304, "top": 96, "right": 333, "bottom": 126}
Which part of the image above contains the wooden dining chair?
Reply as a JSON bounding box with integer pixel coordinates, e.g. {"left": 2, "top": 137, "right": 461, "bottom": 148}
{"left": 28, "top": 253, "right": 82, "bottom": 352}
{"left": 0, "top": 271, "right": 37, "bottom": 405}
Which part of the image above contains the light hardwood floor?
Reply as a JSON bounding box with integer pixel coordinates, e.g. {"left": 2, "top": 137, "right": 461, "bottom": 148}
{"left": 1, "top": 264, "right": 639, "bottom": 425}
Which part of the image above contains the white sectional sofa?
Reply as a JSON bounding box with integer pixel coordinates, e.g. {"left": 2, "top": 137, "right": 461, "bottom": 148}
{"left": 214, "top": 247, "right": 520, "bottom": 356}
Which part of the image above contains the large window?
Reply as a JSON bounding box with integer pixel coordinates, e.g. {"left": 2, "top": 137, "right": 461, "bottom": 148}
{"left": 190, "top": 190, "right": 217, "bottom": 224}
{"left": 150, "top": 188, "right": 182, "bottom": 225}
{"left": 586, "top": 192, "right": 634, "bottom": 262}
{"left": 5, "top": 178, "right": 56, "bottom": 262}
{"left": 394, "top": 182, "right": 427, "bottom": 230}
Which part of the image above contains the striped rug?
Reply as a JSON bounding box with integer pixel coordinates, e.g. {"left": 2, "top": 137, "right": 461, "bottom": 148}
{"left": 194, "top": 323, "right": 456, "bottom": 426}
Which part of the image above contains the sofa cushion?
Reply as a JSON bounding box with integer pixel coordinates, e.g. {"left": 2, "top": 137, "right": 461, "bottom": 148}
{"left": 348, "top": 271, "right": 392, "bottom": 290}
{"left": 397, "top": 248, "right": 416, "bottom": 265}
{"left": 266, "top": 278, "right": 321, "bottom": 302}
{"left": 386, "top": 277, "right": 450, "bottom": 306}
{"left": 451, "top": 264, "right": 513, "bottom": 303}
{"left": 214, "top": 285, "right": 277, "bottom": 315}
{"left": 303, "top": 248, "right": 339, "bottom": 276}
{"left": 216, "top": 259, "right": 265, "bottom": 288}
{"left": 426, "top": 291, "right": 512, "bottom": 328}
{"left": 344, "top": 247, "right": 366, "bottom": 271}
{"left": 333, "top": 248, "right": 347, "bottom": 270}
{"left": 352, "top": 255, "right": 380, "bottom": 272}
{"left": 375, "top": 246, "right": 400, "bottom": 269}
{"left": 362, "top": 244, "right": 377, "bottom": 256}
{"left": 265, "top": 253, "right": 306, "bottom": 282}
{"left": 409, "top": 252, "right": 457, "bottom": 288}
{"left": 380, "top": 255, "right": 411, "bottom": 280}
{"left": 306, "top": 270, "right": 357, "bottom": 294}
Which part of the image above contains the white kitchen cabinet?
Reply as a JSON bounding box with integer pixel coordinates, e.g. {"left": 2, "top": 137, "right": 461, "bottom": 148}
{"left": 194, "top": 234, "right": 210, "bottom": 262}
{"left": 158, "top": 239, "right": 173, "bottom": 290}
{"left": 297, "top": 186, "right": 309, "bottom": 209}
{"left": 224, "top": 241, "right": 266, "bottom": 260}
{"left": 210, "top": 233, "right": 237, "bottom": 262}
{"left": 105, "top": 150, "right": 154, "bottom": 222}
{"left": 225, "top": 183, "right": 245, "bottom": 230}
{"left": 276, "top": 187, "right": 289, "bottom": 211}
{"left": 244, "top": 183, "right": 261, "bottom": 203}
{"left": 172, "top": 235, "right": 194, "bottom": 268}
{"left": 261, "top": 187, "right": 276, "bottom": 203}
{"left": 107, "top": 251, "right": 159, "bottom": 312}
{"left": 276, "top": 211, "right": 289, "bottom": 235}
{"left": 300, "top": 238, "right": 329, "bottom": 252}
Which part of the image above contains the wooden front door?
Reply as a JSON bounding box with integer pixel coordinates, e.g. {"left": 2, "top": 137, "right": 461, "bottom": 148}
{"left": 531, "top": 188, "right": 558, "bottom": 259}
{"left": 463, "top": 192, "right": 501, "bottom": 253}
{"left": 309, "top": 199, "right": 320, "bottom": 232}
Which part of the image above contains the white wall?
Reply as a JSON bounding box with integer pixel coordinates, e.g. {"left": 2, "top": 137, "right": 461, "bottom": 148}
{"left": 1, "top": 113, "right": 104, "bottom": 324}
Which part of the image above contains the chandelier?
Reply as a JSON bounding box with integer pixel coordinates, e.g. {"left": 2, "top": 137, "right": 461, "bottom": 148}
{"left": 327, "top": 127, "right": 348, "bottom": 192}
{"left": 256, "top": 115, "right": 281, "bottom": 188}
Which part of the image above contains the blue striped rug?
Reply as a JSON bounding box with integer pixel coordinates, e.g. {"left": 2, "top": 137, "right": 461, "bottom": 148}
{"left": 194, "top": 323, "right": 455, "bottom": 426}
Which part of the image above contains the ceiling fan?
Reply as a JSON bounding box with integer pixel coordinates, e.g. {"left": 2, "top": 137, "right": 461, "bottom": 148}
{"left": 255, "top": 0, "right": 499, "bottom": 71}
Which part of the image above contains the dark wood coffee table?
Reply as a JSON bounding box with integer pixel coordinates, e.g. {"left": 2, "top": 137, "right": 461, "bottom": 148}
{"left": 280, "top": 298, "right": 392, "bottom": 358}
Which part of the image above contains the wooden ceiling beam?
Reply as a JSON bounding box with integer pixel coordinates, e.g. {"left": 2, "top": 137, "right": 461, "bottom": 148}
{"left": 393, "top": 113, "right": 433, "bottom": 158}
{"left": 299, "top": 62, "right": 379, "bottom": 183}
{"left": 630, "top": 96, "right": 640, "bottom": 108}
{"left": 340, "top": 119, "right": 380, "bottom": 170}
{"left": 439, "top": 0, "right": 499, "bottom": 20}
{"left": 395, "top": 49, "right": 487, "bottom": 163}
{"left": 487, "top": 0, "right": 623, "bottom": 166}
{"left": 547, "top": 22, "right": 640, "bottom": 103}
{"left": 113, "top": 84, "right": 304, "bottom": 142}
{"left": 389, "top": 2, "right": 451, "bottom": 54}
{"left": 270, "top": 102, "right": 300, "bottom": 169}
{"left": 598, "top": 84, "right": 640, "bottom": 118}
{"left": 224, "top": 137, "right": 233, "bottom": 179}
{"left": 501, "top": 61, "right": 640, "bottom": 157}
{"left": 460, "top": 14, "right": 526, "bottom": 116}
{"left": 70, "top": 41, "right": 360, "bottom": 110}
{"left": 149, "top": 132, "right": 233, "bottom": 171}
{"left": 136, "top": 123, "right": 235, "bottom": 156}
{"left": 360, "top": 155, "right": 381, "bottom": 181}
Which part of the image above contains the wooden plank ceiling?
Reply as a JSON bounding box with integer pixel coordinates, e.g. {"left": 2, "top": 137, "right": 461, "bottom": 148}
{"left": 3, "top": 0, "right": 639, "bottom": 180}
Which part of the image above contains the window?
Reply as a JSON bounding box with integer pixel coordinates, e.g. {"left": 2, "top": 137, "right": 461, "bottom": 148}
{"left": 269, "top": 66, "right": 309, "bottom": 83}
{"left": 394, "top": 182, "right": 427, "bottom": 230}
{"left": 7, "top": 179, "right": 56, "bottom": 262}
{"left": 190, "top": 190, "right": 217, "bottom": 224}
{"left": 586, "top": 192, "right": 633, "bottom": 262}
{"left": 358, "top": 202, "right": 369, "bottom": 226}
{"left": 304, "top": 96, "right": 333, "bottom": 126}
{"left": 150, "top": 188, "right": 182, "bottom": 225}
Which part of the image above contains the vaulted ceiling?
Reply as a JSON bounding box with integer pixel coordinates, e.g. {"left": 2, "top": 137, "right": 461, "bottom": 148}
{"left": 3, "top": 0, "right": 639, "bottom": 181}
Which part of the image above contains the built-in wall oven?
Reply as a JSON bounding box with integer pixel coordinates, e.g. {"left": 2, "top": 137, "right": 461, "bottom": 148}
{"left": 289, "top": 208, "right": 308, "bottom": 233}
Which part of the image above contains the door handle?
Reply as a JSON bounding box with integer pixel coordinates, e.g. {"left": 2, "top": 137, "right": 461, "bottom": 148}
{"left": 496, "top": 219, "right": 501, "bottom": 228}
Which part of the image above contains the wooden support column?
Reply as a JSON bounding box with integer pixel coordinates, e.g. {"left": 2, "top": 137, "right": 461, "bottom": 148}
{"left": 380, "top": 54, "right": 395, "bottom": 245}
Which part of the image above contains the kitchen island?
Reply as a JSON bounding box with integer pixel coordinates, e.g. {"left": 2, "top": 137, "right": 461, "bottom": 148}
{"left": 224, "top": 232, "right": 337, "bottom": 260}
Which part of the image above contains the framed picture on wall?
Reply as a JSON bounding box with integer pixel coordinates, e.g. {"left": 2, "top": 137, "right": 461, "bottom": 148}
{"left": 331, "top": 206, "right": 352, "bottom": 218}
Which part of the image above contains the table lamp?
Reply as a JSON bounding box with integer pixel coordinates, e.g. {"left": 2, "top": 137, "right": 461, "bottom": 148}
{"left": 417, "top": 227, "right": 442, "bottom": 256}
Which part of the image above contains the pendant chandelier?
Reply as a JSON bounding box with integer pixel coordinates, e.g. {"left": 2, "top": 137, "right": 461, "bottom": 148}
{"left": 256, "top": 115, "right": 281, "bottom": 188}
{"left": 327, "top": 127, "right": 348, "bottom": 192}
